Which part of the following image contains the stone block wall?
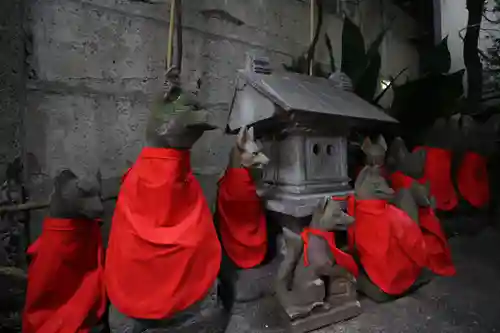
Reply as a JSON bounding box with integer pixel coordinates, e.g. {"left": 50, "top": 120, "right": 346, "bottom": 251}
{"left": 0, "top": 0, "right": 25, "bottom": 180}
{"left": 19, "top": 0, "right": 418, "bottom": 241}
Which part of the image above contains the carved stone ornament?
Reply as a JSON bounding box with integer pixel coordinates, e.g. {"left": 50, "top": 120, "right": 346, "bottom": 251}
{"left": 275, "top": 197, "right": 361, "bottom": 333}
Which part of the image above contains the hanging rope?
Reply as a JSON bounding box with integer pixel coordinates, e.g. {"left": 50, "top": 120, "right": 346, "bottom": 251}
{"left": 163, "top": 0, "right": 183, "bottom": 99}
{"left": 166, "top": 0, "right": 176, "bottom": 70}
{"left": 309, "top": 0, "right": 315, "bottom": 76}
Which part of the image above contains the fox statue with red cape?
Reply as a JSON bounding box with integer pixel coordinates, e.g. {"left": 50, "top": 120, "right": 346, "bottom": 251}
{"left": 454, "top": 115, "right": 493, "bottom": 210}
{"left": 216, "top": 126, "right": 271, "bottom": 310}
{"left": 105, "top": 68, "right": 225, "bottom": 332}
{"left": 347, "top": 165, "right": 429, "bottom": 302}
{"left": 388, "top": 137, "right": 456, "bottom": 277}
{"left": 23, "top": 169, "right": 106, "bottom": 333}
{"left": 353, "top": 135, "right": 389, "bottom": 180}
{"left": 412, "top": 118, "right": 459, "bottom": 212}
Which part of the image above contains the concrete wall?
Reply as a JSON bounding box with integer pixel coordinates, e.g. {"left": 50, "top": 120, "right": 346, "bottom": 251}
{"left": 0, "top": 0, "right": 25, "bottom": 180}
{"left": 358, "top": 0, "right": 420, "bottom": 107}
{"left": 23, "top": 0, "right": 419, "bottom": 240}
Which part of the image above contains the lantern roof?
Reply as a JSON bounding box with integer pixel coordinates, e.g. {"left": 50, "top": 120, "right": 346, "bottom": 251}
{"left": 227, "top": 70, "right": 397, "bottom": 132}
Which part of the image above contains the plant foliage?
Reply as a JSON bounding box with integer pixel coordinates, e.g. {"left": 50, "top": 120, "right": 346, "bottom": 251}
{"left": 389, "top": 37, "right": 465, "bottom": 141}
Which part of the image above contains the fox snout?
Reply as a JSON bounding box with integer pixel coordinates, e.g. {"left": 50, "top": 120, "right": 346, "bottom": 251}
{"left": 252, "top": 152, "right": 270, "bottom": 168}
{"left": 341, "top": 212, "right": 355, "bottom": 226}
{"left": 382, "top": 186, "right": 395, "bottom": 196}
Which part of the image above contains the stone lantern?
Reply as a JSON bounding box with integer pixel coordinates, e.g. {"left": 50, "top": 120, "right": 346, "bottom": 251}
{"left": 227, "top": 56, "right": 397, "bottom": 225}
{"left": 226, "top": 56, "right": 398, "bottom": 331}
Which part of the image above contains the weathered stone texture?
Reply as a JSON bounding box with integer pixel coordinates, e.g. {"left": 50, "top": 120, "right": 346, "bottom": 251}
{"left": 0, "top": 0, "right": 25, "bottom": 179}
{"left": 22, "top": 0, "right": 419, "bottom": 239}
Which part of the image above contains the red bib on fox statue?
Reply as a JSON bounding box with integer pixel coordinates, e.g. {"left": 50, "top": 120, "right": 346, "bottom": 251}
{"left": 413, "top": 146, "right": 458, "bottom": 211}
{"left": 105, "top": 147, "right": 221, "bottom": 320}
{"left": 389, "top": 170, "right": 414, "bottom": 190}
{"left": 418, "top": 207, "right": 456, "bottom": 276}
{"left": 348, "top": 196, "right": 428, "bottom": 295}
{"left": 217, "top": 168, "right": 267, "bottom": 269}
{"left": 389, "top": 171, "right": 455, "bottom": 277}
{"left": 23, "top": 218, "right": 105, "bottom": 333}
{"left": 457, "top": 151, "right": 490, "bottom": 208}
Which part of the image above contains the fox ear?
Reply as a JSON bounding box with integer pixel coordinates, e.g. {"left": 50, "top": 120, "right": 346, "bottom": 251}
{"left": 361, "top": 137, "right": 372, "bottom": 154}
{"left": 237, "top": 126, "right": 248, "bottom": 148}
{"left": 377, "top": 135, "right": 387, "bottom": 152}
{"left": 247, "top": 126, "right": 255, "bottom": 142}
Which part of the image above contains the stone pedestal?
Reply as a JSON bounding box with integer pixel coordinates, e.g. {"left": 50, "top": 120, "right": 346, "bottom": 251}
{"left": 281, "top": 300, "right": 361, "bottom": 333}
{"left": 276, "top": 275, "right": 361, "bottom": 333}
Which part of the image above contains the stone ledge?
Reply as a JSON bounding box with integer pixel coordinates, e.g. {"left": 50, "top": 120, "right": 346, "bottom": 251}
{"left": 283, "top": 300, "right": 362, "bottom": 333}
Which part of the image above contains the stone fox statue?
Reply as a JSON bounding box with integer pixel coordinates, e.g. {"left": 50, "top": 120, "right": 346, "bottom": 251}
{"left": 413, "top": 117, "right": 460, "bottom": 211}
{"left": 388, "top": 137, "right": 428, "bottom": 224}
{"left": 105, "top": 69, "right": 226, "bottom": 332}
{"left": 354, "top": 135, "right": 388, "bottom": 180}
{"left": 388, "top": 137, "right": 455, "bottom": 277}
{"left": 23, "top": 169, "right": 106, "bottom": 333}
{"left": 453, "top": 114, "right": 493, "bottom": 210}
{"left": 275, "top": 197, "right": 359, "bottom": 319}
{"left": 349, "top": 166, "right": 429, "bottom": 302}
{"left": 216, "top": 126, "right": 270, "bottom": 310}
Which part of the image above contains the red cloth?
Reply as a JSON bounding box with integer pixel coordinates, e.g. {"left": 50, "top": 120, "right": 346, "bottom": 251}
{"left": 348, "top": 198, "right": 428, "bottom": 295}
{"left": 301, "top": 227, "right": 359, "bottom": 277}
{"left": 457, "top": 151, "right": 490, "bottom": 208}
{"left": 419, "top": 207, "right": 456, "bottom": 276}
{"left": 217, "top": 168, "right": 267, "bottom": 269}
{"left": 121, "top": 167, "right": 131, "bottom": 184}
{"left": 23, "top": 217, "right": 105, "bottom": 333}
{"left": 413, "top": 146, "right": 457, "bottom": 211}
{"left": 389, "top": 170, "right": 414, "bottom": 191}
{"left": 105, "top": 148, "right": 221, "bottom": 319}
{"left": 389, "top": 170, "right": 456, "bottom": 277}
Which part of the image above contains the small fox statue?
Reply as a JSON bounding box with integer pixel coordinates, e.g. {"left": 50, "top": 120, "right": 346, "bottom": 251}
{"left": 351, "top": 166, "right": 428, "bottom": 302}
{"left": 229, "top": 126, "right": 270, "bottom": 169}
{"left": 216, "top": 125, "right": 270, "bottom": 310}
{"left": 275, "top": 197, "right": 359, "bottom": 319}
{"left": 355, "top": 135, "right": 388, "bottom": 181}
{"left": 23, "top": 169, "right": 106, "bottom": 333}
{"left": 355, "top": 165, "right": 394, "bottom": 201}
{"left": 361, "top": 135, "right": 388, "bottom": 168}
{"left": 388, "top": 137, "right": 428, "bottom": 223}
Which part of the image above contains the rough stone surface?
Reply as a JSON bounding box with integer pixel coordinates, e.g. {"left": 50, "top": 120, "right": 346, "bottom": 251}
{"left": 0, "top": 0, "right": 25, "bottom": 180}
{"left": 20, "top": 0, "right": 420, "bottom": 240}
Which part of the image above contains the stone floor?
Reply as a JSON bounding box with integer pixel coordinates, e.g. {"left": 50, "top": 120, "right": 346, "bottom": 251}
{"left": 225, "top": 226, "right": 500, "bottom": 333}
{"left": 2, "top": 223, "right": 499, "bottom": 333}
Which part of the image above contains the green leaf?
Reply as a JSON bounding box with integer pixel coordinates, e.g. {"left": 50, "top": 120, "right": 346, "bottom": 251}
{"left": 389, "top": 69, "right": 465, "bottom": 137}
{"left": 352, "top": 27, "right": 388, "bottom": 101}
{"left": 420, "top": 36, "right": 451, "bottom": 75}
{"left": 341, "top": 16, "right": 366, "bottom": 83}
{"left": 366, "top": 26, "right": 388, "bottom": 60}
{"left": 354, "top": 52, "right": 381, "bottom": 101}
{"left": 325, "top": 34, "right": 336, "bottom": 73}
